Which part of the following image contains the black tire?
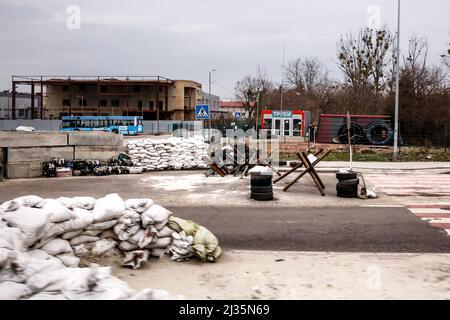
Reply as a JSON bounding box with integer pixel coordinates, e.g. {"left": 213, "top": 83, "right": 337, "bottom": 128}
{"left": 250, "top": 175, "right": 272, "bottom": 187}
{"left": 112, "top": 129, "right": 119, "bottom": 134}
{"left": 337, "top": 123, "right": 364, "bottom": 144}
{"left": 365, "top": 121, "right": 393, "bottom": 145}
{"left": 337, "top": 178, "right": 359, "bottom": 186}
{"left": 336, "top": 172, "right": 357, "bottom": 180}
{"left": 251, "top": 192, "right": 273, "bottom": 201}
{"left": 336, "top": 184, "right": 358, "bottom": 197}
{"left": 337, "top": 191, "right": 358, "bottom": 198}
{"left": 251, "top": 185, "right": 273, "bottom": 193}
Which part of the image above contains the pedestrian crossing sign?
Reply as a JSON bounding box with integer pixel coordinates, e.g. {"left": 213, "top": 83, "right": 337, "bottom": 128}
{"left": 195, "top": 105, "right": 209, "bottom": 120}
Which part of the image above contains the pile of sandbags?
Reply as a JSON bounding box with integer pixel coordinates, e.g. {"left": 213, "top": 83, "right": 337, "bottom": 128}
{"left": 0, "top": 214, "right": 182, "bottom": 300}
{"left": 0, "top": 194, "right": 222, "bottom": 299}
{"left": 126, "top": 137, "right": 209, "bottom": 171}
{"left": 114, "top": 199, "right": 174, "bottom": 268}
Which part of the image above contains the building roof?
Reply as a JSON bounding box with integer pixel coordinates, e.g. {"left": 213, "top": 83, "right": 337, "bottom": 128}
{"left": 220, "top": 101, "right": 255, "bottom": 108}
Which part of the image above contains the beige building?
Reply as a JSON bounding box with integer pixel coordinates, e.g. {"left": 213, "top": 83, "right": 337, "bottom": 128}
{"left": 11, "top": 76, "right": 203, "bottom": 120}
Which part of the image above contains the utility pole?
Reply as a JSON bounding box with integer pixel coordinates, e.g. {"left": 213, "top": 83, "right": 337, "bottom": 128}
{"left": 393, "top": 0, "right": 401, "bottom": 161}
{"left": 280, "top": 41, "right": 286, "bottom": 110}
{"left": 208, "top": 69, "right": 216, "bottom": 141}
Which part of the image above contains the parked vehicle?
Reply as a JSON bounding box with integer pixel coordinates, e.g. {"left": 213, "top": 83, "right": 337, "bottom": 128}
{"left": 60, "top": 116, "right": 144, "bottom": 135}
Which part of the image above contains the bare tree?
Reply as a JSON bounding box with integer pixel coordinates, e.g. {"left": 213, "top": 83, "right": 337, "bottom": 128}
{"left": 235, "top": 67, "right": 273, "bottom": 122}
{"left": 337, "top": 27, "right": 393, "bottom": 112}
{"left": 285, "top": 57, "right": 329, "bottom": 96}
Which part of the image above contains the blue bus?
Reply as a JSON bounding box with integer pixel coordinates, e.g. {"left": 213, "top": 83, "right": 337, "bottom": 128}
{"left": 60, "top": 116, "right": 144, "bottom": 135}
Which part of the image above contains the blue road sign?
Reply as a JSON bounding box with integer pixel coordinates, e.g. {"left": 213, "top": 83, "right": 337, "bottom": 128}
{"left": 234, "top": 112, "right": 241, "bottom": 118}
{"left": 195, "top": 105, "right": 209, "bottom": 120}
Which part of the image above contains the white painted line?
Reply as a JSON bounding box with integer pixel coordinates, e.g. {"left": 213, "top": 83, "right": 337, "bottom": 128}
{"left": 362, "top": 205, "right": 404, "bottom": 208}
{"left": 421, "top": 218, "right": 450, "bottom": 224}
{"left": 409, "top": 208, "right": 450, "bottom": 214}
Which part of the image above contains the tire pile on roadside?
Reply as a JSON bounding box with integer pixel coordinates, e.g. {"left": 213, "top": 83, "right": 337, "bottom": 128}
{"left": 336, "top": 171, "right": 359, "bottom": 198}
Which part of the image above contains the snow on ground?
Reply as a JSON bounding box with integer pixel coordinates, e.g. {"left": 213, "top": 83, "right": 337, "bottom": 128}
{"left": 140, "top": 174, "right": 238, "bottom": 191}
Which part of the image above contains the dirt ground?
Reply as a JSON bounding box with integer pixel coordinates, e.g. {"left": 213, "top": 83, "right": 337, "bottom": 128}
{"left": 113, "top": 250, "right": 450, "bottom": 300}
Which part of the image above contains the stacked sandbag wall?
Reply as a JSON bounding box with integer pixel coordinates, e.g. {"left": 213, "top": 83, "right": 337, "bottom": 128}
{"left": 126, "top": 137, "right": 209, "bottom": 171}
{"left": 0, "top": 194, "right": 221, "bottom": 300}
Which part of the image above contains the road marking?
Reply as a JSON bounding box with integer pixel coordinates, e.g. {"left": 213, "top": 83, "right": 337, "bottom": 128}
{"left": 361, "top": 205, "right": 404, "bottom": 208}
{"left": 404, "top": 203, "right": 450, "bottom": 238}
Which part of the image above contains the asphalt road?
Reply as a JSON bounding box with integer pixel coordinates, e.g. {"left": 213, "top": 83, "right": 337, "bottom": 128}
{"left": 167, "top": 206, "right": 450, "bottom": 253}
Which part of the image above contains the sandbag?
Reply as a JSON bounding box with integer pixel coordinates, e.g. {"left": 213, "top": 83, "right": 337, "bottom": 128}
{"left": 85, "top": 219, "right": 118, "bottom": 231}
{"left": 145, "top": 237, "right": 172, "bottom": 249}
{"left": 61, "top": 230, "right": 84, "bottom": 240}
{"left": 42, "top": 199, "right": 74, "bottom": 223}
{"left": 57, "top": 197, "right": 96, "bottom": 210}
{"left": 56, "top": 253, "right": 80, "bottom": 267}
{"left": 92, "top": 239, "right": 116, "bottom": 256}
{"left": 92, "top": 194, "right": 125, "bottom": 222}
{"left": 70, "top": 235, "right": 100, "bottom": 246}
{"left": 192, "top": 226, "right": 222, "bottom": 262}
{"left": 118, "top": 241, "right": 139, "bottom": 251}
{"left": 0, "top": 281, "right": 31, "bottom": 300}
{"left": 125, "top": 199, "right": 154, "bottom": 213}
{"left": 141, "top": 205, "right": 172, "bottom": 227}
{"left": 121, "top": 250, "right": 149, "bottom": 270}
{"left": 2, "top": 206, "right": 53, "bottom": 247}
{"left": 41, "top": 239, "right": 73, "bottom": 256}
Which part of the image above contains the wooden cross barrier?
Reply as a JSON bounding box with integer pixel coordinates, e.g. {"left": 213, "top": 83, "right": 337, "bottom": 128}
{"left": 276, "top": 149, "right": 331, "bottom": 194}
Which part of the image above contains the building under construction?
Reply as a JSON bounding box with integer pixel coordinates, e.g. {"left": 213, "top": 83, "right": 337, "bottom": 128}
{"left": 10, "top": 76, "right": 203, "bottom": 121}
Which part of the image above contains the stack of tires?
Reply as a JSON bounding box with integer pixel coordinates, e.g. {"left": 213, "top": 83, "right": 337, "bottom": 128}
{"left": 336, "top": 171, "right": 359, "bottom": 198}
{"left": 250, "top": 173, "right": 273, "bottom": 201}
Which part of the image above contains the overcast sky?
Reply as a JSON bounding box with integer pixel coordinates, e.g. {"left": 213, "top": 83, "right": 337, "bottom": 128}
{"left": 0, "top": 0, "right": 448, "bottom": 99}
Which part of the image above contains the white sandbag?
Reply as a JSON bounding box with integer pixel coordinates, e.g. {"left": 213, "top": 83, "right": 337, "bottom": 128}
{"left": 13, "top": 195, "right": 46, "bottom": 208}
{"left": 121, "top": 250, "right": 149, "bottom": 270}
{"left": 81, "top": 229, "right": 103, "bottom": 237}
{"left": 125, "top": 199, "right": 154, "bottom": 213}
{"left": 42, "top": 199, "right": 74, "bottom": 223}
{"left": 157, "top": 226, "right": 175, "bottom": 238}
{"left": 118, "top": 210, "right": 140, "bottom": 225}
{"left": 129, "top": 288, "right": 183, "bottom": 300}
{"left": 27, "top": 292, "right": 68, "bottom": 300}
{"left": 0, "top": 248, "right": 13, "bottom": 268}
{"left": 149, "top": 248, "right": 166, "bottom": 258}
{"left": 41, "top": 239, "right": 73, "bottom": 256}
{"left": 92, "top": 194, "right": 125, "bottom": 222}
{"left": 73, "top": 244, "right": 90, "bottom": 257}
{"left": 0, "top": 226, "right": 25, "bottom": 252}
{"left": 61, "top": 229, "right": 84, "bottom": 240}
{"left": 141, "top": 205, "right": 172, "bottom": 227}
{"left": 2, "top": 206, "right": 53, "bottom": 247}
{"left": 56, "top": 253, "right": 80, "bottom": 267}
{"left": 57, "top": 197, "right": 96, "bottom": 210}
{"left": 99, "top": 229, "right": 119, "bottom": 240}
{"left": 70, "top": 235, "right": 100, "bottom": 246}
{"left": 115, "top": 224, "right": 140, "bottom": 241}
{"left": 62, "top": 208, "right": 94, "bottom": 232}
{"left": 85, "top": 219, "right": 118, "bottom": 231}
{"left": 118, "top": 241, "right": 139, "bottom": 251}
{"left": 92, "top": 239, "right": 116, "bottom": 256}
{"left": 145, "top": 237, "right": 172, "bottom": 249}
{"left": 0, "top": 281, "right": 31, "bottom": 300}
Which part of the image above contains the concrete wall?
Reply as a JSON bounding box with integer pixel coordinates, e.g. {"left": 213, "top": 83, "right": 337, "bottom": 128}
{"left": 0, "top": 131, "right": 124, "bottom": 179}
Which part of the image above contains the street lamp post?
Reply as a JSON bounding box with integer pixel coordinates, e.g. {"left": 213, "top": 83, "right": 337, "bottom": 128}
{"left": 208, "top": 69, "right": 216, "bottom": 141}
{"left": 393, "top": 0, "right": 401, "bottom": 161}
